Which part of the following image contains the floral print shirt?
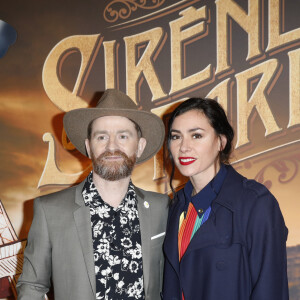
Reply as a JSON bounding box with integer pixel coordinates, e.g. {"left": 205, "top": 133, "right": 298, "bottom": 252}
{"left": 82, "top": 172, "right": 145, "bottom": 300}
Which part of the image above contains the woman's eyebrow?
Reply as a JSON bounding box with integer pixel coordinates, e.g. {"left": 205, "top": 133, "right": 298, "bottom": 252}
{"left": 170, "top": 129, "right": 181, "bottom": 133}
{"left": 188, "top": 127, "right": 204, "bottom": 132}
{"left": 171, "top": 127, "right": 205, "bottom": 133}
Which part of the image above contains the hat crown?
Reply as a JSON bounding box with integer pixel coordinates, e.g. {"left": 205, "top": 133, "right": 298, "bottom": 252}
{"left": 97, "top": 89, "right": 138, "bottom": 110}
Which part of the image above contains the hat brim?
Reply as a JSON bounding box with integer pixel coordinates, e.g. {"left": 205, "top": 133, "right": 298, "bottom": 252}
{"left": 63, "top": 108, "right": 165, "bottom": 164}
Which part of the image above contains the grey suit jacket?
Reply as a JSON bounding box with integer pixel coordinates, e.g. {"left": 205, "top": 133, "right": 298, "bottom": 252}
{"left": 17, "top": 179, "right": 169, "bottom": 300}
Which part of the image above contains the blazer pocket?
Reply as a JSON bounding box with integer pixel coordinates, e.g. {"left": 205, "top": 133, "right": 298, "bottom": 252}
{"left": 151, "top": 232, "right": 165, "bottom": 247}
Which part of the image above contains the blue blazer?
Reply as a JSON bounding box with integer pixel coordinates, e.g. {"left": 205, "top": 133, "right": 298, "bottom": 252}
{"left": 163, "top": 165, "right": 289, "bottom": 300}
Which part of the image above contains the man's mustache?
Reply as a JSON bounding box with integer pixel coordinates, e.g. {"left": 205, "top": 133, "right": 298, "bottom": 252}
{"left": 98, "top": 150, "right": 129, "bottom": 161}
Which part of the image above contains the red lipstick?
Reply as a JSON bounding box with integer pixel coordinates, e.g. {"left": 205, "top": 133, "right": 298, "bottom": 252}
{"left": 179, "top": 157, "right": 196, "bottom": 165}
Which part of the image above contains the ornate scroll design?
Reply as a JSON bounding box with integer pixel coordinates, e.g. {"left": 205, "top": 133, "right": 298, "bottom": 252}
{"left": 38, "top": 133, "right": 91, "bottom": 187}
{"left": 104, "top": 0, "right": 166, "bottom": 23}
{"left": 254, "top": 153, "right": 300, "bottom": 189}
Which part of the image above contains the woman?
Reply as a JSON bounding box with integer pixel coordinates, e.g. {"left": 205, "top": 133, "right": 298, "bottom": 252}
{"left": 162, "top": 98, "right": 289, "bottom": 300}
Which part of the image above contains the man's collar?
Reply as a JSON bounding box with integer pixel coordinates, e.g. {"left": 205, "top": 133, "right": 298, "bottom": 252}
{"left": 82, "top": 171, "right": 136, "bottom": 210}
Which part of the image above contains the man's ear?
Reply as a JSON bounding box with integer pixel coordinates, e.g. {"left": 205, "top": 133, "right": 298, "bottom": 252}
{"left": 136, "top": 137, "right": 147, "bottom": 158}
{"left": 85, "top": 139, "right": 91, "bottom": 158}
{"left": 219, "top": 135, "right": 227, "bottom": 151}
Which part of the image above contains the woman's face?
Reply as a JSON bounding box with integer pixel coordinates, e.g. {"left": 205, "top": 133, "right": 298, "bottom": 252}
{"left": 169, "top": 109, "right": 226, "bottom": 185}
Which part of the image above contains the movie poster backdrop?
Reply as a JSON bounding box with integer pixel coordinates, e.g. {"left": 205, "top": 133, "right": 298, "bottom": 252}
{"left": 0, "top": 0, "right": 299, "bottom": 298}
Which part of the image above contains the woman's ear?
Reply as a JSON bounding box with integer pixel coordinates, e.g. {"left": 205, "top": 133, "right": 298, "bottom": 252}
{"left": 219, "top": 135, "right": 227, "bottom": 151}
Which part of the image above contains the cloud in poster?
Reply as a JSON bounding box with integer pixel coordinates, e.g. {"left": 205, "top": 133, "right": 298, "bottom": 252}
{"left": 0, "top": 20, "right": 17, "bottom": 58}
{"left": 0, "top": 118, "right": 44, "bottom": 184}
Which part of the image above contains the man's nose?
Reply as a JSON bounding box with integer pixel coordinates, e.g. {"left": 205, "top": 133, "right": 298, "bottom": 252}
{"left": 106, "top": 136, "right": 118, "bottom": 151}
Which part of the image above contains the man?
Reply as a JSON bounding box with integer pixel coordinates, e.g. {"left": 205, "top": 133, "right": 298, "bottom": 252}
{"left": 17, "top": 89, "right": 168, "bottom": 300}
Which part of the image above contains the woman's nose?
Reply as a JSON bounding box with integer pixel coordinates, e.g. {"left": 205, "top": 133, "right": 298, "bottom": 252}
{"left": 179, "top": 137, "right": 191, "bottom": 153}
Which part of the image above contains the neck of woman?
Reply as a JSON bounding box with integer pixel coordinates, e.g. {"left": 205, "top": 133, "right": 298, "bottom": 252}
{"left": 190, "top": 161, "right": 221, "bottom": 195}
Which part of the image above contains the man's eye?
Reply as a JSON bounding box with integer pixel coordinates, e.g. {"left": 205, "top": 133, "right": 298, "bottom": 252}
{"left": 120, "top": 135, "right": 128, "bottom": 139}
{"left": 97, "top": 135, "right": 106, "bottom": 140}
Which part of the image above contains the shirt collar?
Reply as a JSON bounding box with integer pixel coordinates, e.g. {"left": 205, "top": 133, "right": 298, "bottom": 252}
{"left": 82, "top": 171, "right": 137, "bottom": 210}
{"left": 183, "top": 164, "right": 228, "bottom": 216}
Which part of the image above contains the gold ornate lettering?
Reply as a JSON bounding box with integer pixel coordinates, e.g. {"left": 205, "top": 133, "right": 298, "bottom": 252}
{"left": 215, "top": 0, "right": 261, "bottom": 74}
{"left": 235, "top": 59, "right": 282, "bottom": 148}
{"left": 42, "top": 34, "right": 103, "bottom": 112}
{"left": 104, "top": 40, "right": 117, "bottom": 89}
{"left": 169, "top": 6, "right": 211, "bottom": 94}
{"left": 38, "top": 133, "right": 91, "bottom": 188}
{"left": 266, "top": 0, "right": 300, "bottom": 52}
{"left": 288, "top": 48, "right": 300, "bottom": 127}
{"left": 124, "top": 27, "right": 167, "bottom": 103}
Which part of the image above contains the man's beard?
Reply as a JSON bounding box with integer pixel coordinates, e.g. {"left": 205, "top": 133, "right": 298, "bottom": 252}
{"left": 91, "top": 150, "right": 136, "bottom": 181}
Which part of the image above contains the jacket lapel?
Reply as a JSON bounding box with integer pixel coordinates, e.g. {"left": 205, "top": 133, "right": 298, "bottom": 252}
{"left": 182, "top": 166, "right": 242, "bottom": 259}
{"left": 73, "top": 180, "right": 96, "bottom": 296}
{"left": 182, "top": 213, "right": 219, "bottom": 258}
{"left": 163, "top": 196, "right": 185, "bottom": 277}
{"left": 136, "top": 187, "right": 151, "bottom": 295}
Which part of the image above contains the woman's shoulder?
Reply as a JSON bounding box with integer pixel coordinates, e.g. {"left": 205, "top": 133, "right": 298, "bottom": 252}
{"left": 225, "top": 167, "right": 286, "bottom": 235}
{"left": 225, "top": 165, "right": 278, "bottom": 209}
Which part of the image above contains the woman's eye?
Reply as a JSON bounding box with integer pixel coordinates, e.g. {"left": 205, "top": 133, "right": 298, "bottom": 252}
{"left": 193, "top": 134, "right": 202, "bottom": 139}
{"left": 170, "top": 135, "right": 180, "bottom": 140}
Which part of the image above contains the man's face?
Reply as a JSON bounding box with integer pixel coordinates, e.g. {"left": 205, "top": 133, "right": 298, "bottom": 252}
{"left": 85, "top": 116, "right": 146, "bottom": 181}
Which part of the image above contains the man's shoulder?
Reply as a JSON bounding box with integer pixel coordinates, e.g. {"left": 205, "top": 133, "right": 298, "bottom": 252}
{"left": 134, "top": 186, "right": 169, "bottom": 207}
{"left": 39, "top": 184, "right": 76, "bottom": 199}
{"left": 36, "top": 180, "right": 84, "bottom": 206}
{"left": 135, "top": 186, "right": 168, "bottom": 199}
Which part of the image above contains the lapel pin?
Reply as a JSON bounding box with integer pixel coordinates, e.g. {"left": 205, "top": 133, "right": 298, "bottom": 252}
{"left": 144, "top": 201, "right": 149, "bottom": 208}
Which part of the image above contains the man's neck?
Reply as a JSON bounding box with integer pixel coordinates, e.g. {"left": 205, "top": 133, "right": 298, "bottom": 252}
{"left": 92, "top": 173, "right": 131, "bottom": 208}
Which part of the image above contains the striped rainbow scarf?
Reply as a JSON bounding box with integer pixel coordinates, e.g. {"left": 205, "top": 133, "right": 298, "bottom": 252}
{"left": 178, "top": 203, "right": 211, "bottom": 261}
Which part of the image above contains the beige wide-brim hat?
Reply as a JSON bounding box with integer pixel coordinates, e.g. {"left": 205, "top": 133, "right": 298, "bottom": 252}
{"left": 63, "top": 89, "right": 165, "bottom": 164}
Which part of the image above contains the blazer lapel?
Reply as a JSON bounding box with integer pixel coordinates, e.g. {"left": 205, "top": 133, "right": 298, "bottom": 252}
{"left": 73, "top": 181, "right": 96, "bottom": 296}
{"left": 136, "top": 187, "right": 151, "bottom": 295}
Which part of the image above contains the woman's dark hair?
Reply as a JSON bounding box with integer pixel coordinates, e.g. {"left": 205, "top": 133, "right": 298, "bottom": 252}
{"left": 166, "top": 97, "right": 234, "bottom": 195}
